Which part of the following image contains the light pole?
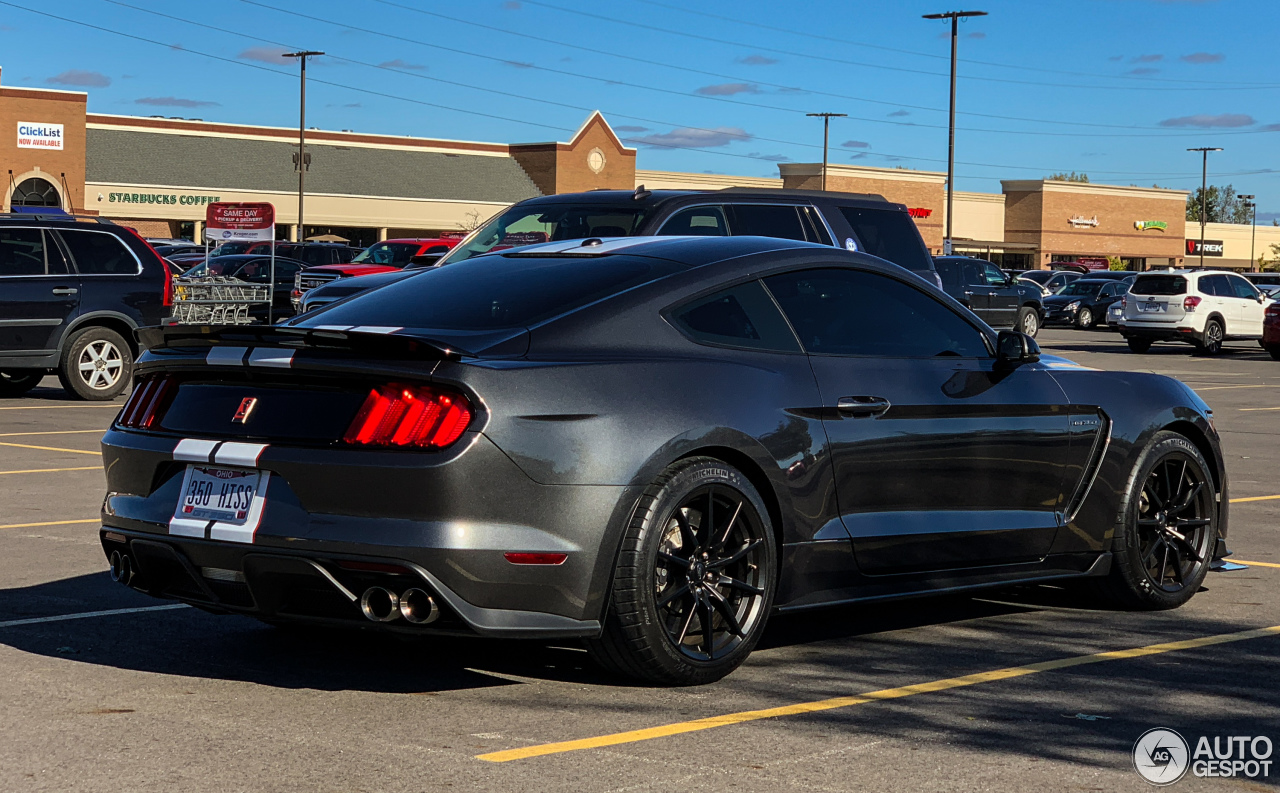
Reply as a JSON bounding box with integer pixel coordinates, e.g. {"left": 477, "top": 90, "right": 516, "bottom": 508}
{"left": 924, "top": 9, "right": 987, "bottom": 256}
{"left": 1238, "top": 193, "right": 1256, "bottom": 270}
{"left": 284, "top": 51, "right": 324, "bottom": 243}
{"left": 1187, "top": 146, "right": 1222, "bottom": 267}
{"left": 806, "top": 112, "right": 847, "bottom": 191}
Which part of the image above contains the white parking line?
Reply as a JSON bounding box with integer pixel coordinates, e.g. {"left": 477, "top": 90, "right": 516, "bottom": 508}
{"left": 0, "top": 603, "right": 189, "bottom": 629}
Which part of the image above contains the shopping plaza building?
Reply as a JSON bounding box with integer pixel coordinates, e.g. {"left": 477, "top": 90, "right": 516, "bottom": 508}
{"left": 3, "top": 79, "right": 1276, "bottom": 269}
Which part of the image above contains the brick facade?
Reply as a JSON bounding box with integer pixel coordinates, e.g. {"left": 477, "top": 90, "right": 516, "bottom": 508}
{"left": 510, "top": 112, "right": 636, "bottom": 195}
{"left": 0, "top": 86, "right": 88, "bottom": 213}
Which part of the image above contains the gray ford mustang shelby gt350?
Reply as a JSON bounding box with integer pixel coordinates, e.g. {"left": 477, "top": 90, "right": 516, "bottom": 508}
{"left": 99, "top": 236, "right": 1228, "bottom": 684}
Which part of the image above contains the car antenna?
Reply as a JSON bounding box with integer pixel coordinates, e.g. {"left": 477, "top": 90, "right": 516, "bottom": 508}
{"left": 633, "top": 184, "right": 651, "bottom": 201}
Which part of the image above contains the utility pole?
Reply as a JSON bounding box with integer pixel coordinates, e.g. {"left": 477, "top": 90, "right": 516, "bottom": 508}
{"left": 806, "top": 113, "right": 847, "bottom": 191}
{"left": 923, "top": 10, "right": 986, "bottom": 256}
{"left": 284, "top": 51, "right": 324, "bottom": 243}
{"left": 1187, "top": 147, "right": 1222, "bottom": 268}
{"left": 1238, "top": 193, "right": 1256, "bottom": 270}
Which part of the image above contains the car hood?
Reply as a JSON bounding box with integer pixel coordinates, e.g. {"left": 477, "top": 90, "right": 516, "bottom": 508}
{"left": 308, "top": 263, "right": 403, "bottom": 277}
{"left": 312, "top": 268, "right": 419, "bottom": 295}
{"left": 1037, "top": 353, "right": 1099, "bottom": 372}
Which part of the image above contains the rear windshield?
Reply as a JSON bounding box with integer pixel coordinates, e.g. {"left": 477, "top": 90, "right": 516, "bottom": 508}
{"left": 295, "top": 254, "right": 683, "bottom": 330}
{"left": 1131, "top": 275, "right": 1187, "bottom": 296}
{"left": 1059, "top": 280, "right": 1105, "bottom": 296}
{"left": 439, "top": 204, "right": 650, "bottom": 265}
{"left": 836, "top": 206, "right": 932, "bottom": 273}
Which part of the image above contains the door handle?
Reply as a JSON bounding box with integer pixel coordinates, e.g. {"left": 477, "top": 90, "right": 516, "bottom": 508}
{"left": 837, "top": 396, "right": 891, "bottom": 416}
{"left": 51, "top": 287, "right": 78, "bottom": 295}
{"left": 963, "top": 290, "right": 975, "bottom": 296}
{"left": 987, "top": 291, "right": 998, "bottom": 296}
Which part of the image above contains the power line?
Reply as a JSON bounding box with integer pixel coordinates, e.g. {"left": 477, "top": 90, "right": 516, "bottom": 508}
{"left": 518, "top": 0, "right": 1280, "bottom": 93}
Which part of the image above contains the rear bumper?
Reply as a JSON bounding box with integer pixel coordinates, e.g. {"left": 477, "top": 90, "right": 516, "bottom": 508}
{"left": 1120, "top": 323, "right": 1202, "bottom": 344}
{"left": 99, "top": 428, "right": 628, "bottom": 637}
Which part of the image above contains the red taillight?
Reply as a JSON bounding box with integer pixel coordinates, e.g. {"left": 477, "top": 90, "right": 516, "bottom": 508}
{"left": 504, "top": 553, "right": 568, "bottom": 565}
{"left": 1183, "top": 295, "right": 1202, "bottom": 311}
{"left": 1120, "top": 296, "right": 1127, "bottom": 309}
{"left": 1267, "top": 304, "right": 1280, "bottom": 317}
{"left": 163, "top": 264, "right": 175, "bottom": 308}
{"left": 118, "top": 375, "right": 177, "bottom": 429}
{"left": 343, "top": 383, "right": 472, "bottom": 448}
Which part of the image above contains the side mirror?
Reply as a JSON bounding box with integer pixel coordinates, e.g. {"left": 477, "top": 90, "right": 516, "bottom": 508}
{"left": 996, "top": 330, "right": 1040, "bottom": 367}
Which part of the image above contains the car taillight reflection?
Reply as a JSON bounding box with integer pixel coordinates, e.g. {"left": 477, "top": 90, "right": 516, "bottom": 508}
{"left": 119, "top": 374, "right": 177, "bottom": 429}
{"left": 343, "top": 383, "right": 472, "bottom": 448}
{"left": 1183, "top": 295, "right": 1202, "bottom": 311}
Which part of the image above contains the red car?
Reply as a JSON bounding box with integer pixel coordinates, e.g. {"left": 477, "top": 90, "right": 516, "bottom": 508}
{"left": 291, "top": 237, "right": 463, "bottom": 308}
{"left": 1264, "top": 301, "right": 1280, "bottom": 360}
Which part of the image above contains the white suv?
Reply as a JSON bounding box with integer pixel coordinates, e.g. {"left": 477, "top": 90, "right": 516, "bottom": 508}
{"left": 1119, "top": 270, "right": 1270, "bottom": 355}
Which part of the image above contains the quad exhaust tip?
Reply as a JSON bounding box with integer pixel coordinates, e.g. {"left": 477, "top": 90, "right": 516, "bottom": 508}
{"left": 358, "top": 586, "right": 439, "bottom": 625}
{"left": 108, "top": 551, "right": 132, "bottom": 585}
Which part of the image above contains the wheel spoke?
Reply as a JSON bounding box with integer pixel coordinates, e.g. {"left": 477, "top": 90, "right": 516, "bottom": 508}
{"left": 1161, "top": 462, "right": 1174, "bottom": 509}
{"left": 1142, "top": 536, "right": 1165, "bottom": 565}
{"left": 656, "top": 551, "right": 688, "bottom": 567}
{"left": 1170, "top": 482, "right": 1203, "bottom": 516}
{"left": 701, "top": 598, "right": 717, "bottom": 658}
{"left": 1170, "top": 553, "right": 1186, "bottom": 584}
{"left": 1168, "top": 533, "right": 1204, "bottom": 564}
{"left": 707, "top": 588, "right": 744, "bottom": 637}
{"left": 1158, "top": 543, "right": 1170, "bottom": 586}
{"left": 708, "top": 539, "right": 762, "bottom": 570}
{"left": 78, "top": 360, "right": 97, "bottom": 372}
{"left": 675, "top": 600, "right": 698, "bottom": 645}
{"left": 718, "top": 575, "right": 764, "bottom": 596}
{"left": 716, "top": 499, "right": 744, "bottom": 550}
{"left": 1137, "top": 519, "right": 1162, "bottom": 526}
{"left": 1175, "top": 518, "right": 1211, "bottom": 529}
{"left": 704, "top": 488, "right": 715, "bottom": 548}
{"left": 674, "top": 509, "right": 698, "bottom": 552}
{"left": 1144, "top": 483, "right": 1165, "bottom": 511}
{"left": 657, "top": 582, "right": 691, "bottom": 609}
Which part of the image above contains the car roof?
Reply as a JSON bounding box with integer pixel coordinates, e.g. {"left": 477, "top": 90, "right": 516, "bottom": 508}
{"left": 196, "top": 254, "right": 308, "bottom": 264}
{"left": 512, "top": 187, "right": 897, "bottom": 212}
{"left": 492, "top": 234, "right": 830, "bottom": 267}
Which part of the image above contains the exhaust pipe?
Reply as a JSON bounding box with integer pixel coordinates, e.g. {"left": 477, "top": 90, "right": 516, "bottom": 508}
{"left": 359, "top": 587, "right": 400, "bottom": 622}
{"left": 398, "top": 588, "right": 440, "bottom": 625}
{"left": 109, "top": 551, "right": 132, "bottom": 584}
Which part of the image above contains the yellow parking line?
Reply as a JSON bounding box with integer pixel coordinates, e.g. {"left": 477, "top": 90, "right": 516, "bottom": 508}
{"left": 0, "top": 441, "right": 101, "bottom": 456}
{"left": 1239, "top": 407, "right": 1280, "bottom": 412}
{"left": 0, "top": 404, "right": 121, "bottom": 410}
{"left": 1230, "top": 495, "right": 1280, "bottom": 503}
{"left": 477, "top": 625, "right": 1280, "bottom": 763}
{"left": 0, "top": 466, "right": 99, "bottom": 476}
{"left": 0, "top": 430, "right": 104, "bottom": 437}
{"left": 1194, "top": 385, "right": 1280, "bottom": 391}
{"left": 1232, "top": 560, "right": 1280, "bottom": 569}
{"left": 0, "top": 519, "right": 99, "bottom": 530}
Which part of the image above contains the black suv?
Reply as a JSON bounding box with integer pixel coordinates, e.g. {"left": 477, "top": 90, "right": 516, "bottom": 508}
{"left": 933, "top": 256, "right": 1044, "bottom": 336}
{"left": 0, "top": 214, "right": 172, "bottom": 400}
{"left": 297, "top": 187, "right": 940, "bottom": 312}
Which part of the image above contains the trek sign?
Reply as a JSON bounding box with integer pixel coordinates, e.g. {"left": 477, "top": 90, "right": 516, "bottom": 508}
{"left": 205, "top": 202, "right": 276, "bottom": 242}
{"left": 1187, "top": 238, "right": 1224, "bottom": 257}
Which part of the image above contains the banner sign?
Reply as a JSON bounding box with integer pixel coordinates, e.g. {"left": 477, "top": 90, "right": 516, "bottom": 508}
{"left": 17, "top": 122, "right": 64, "bottom": 150}
{"left": 1186, "top": 238, "right": 1224, "bottom": 257}
{"left": 907, "top": 207, "right": 934, "bottom": 219}
{"left": 1134, "top": 220, "right": 1168, "bottom": 232}
{"left": 206, "top": 202, "right": 275, "bottom": 242}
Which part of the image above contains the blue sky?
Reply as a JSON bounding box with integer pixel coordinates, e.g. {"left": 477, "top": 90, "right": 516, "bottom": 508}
{"left": 3, "top": 0, "right": 1277, "bottom": 218}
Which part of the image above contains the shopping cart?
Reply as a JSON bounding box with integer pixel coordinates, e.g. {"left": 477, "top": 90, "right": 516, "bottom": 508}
{"left": 171, "top": 277, "right": 271, "bottom": 325}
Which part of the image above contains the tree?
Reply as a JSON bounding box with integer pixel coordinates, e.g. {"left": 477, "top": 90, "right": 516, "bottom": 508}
{"left": 1048, "top": 171, "right": 1089, "bottom": 182}
{"left": 1186, "top": 184, "right": 1252, "bottom": 224}
{"left": 1107, "top": 256, "right": 1125, "bottom": 271}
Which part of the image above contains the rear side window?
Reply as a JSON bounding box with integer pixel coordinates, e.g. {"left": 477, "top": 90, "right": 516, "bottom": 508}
{"left": 670, "top": 281, "right": 800, "bottom": 352}
{"left": 763, "top": 267, "right": 988, "bottom": 358}
{"left": 836, "top": 206, "right": 932, "bottom": 273}
{"left": 299, "top": 255, "right": 684, "bottom": 330}
{"left": 726, "top": 204, "right": 808, "bottom": 242}
{"left": 0, "top": 228, "right": 58, "bottom": 276}
{"left": 1198, "top": 275, "right": 1228, "bottom": 297}
{"left": 59, "top": 230, "right": 139, "bottom": 275}
{"left": 300, "top": 247, "right": 331, "bottom": 266}
{"left": 659, "top": 206, "right": 729, "bottom": 237}
{"left": 1131, "top": 275, "right": 1186, "bottom": 296}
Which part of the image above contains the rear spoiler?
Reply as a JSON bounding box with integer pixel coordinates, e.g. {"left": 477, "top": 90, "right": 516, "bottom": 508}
{"left": 136, "top": 324, "right": 510, "bottom": 361}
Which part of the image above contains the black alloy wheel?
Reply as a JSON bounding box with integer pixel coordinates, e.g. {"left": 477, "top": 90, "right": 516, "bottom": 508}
{"left": 1095, "top": 431, "right": 1216, "bottom": 609}
{"left": 588, "top": 457, "right": 777, "bottom": 685}
{"left": 653, "top": 486, "right": 769, "bottom": 664}
{"left": 1197, "top": 319, "right": 1224, "bottom": 356}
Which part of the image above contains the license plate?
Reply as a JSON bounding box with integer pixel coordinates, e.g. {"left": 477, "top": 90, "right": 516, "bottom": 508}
{"left": 1139, "top": 301, "right": 1166, "bottom": 313}
{"left": 175, "top": 465, "right": 263, "bottom": 524}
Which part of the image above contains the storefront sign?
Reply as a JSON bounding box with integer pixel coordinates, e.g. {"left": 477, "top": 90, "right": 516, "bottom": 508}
{"left": 1076, "top": 257, "right": 1109, "bottom": 270}
{"left": 907, "top": 207, "right": 933, "bottom": 219}
{"left": 206, "top": 202, "right": 275, "bottom": 242}
{"left": 17, "top": 122, "right": 64, "bottom": 150}
{"left": 1068, "top": 215, "right": 1099, "bottom": 228}
{"left": 1134, "top": 220, "right": 1168, "bottom": 232}
{"left": 1186, "top": 238, "right": 1224, "bottom": 257}
{"left": 108, "top": 192, "right": 222, "bottom": 206}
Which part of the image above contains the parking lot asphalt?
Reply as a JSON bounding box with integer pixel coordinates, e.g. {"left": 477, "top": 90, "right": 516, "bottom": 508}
{"left": 2, "top": 328, "right": 1278, "bottom": 792}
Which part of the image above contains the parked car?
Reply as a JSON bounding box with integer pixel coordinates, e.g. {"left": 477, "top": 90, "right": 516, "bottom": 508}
{"left": 1119, "top": 270, "right": 1269, "bottom": 355}
{"left": 208, "top": 241, "right": 360, "bottom": 267}
{"left": 1018, "top": 276, "right": 1052, "bottom": 297}
{"left": 1042, "top": 278, "right": 1129, "bottom": 329}
{"left": 1245, "top": 273, "right": 1280, "bottom": 287}
{"left": 1258, "top": 283, "right": 1280, "bottom": 300}
{"left": 180, "top": 255, "right": 309, "bottom": 321}
{"left": 292, "top": 237, "right": 463, "bottom": 309}
{"left": 0, "top": 214, "right": 172, "bottom": 399}
{"left": 933, "top": 256, "right": 1043, "bottom": 335}
{"left": 295, "top": 187, "right": 943, "bottom": 311}
{"left": 1264, "top": 301, "right": 1280, "bottom": 360}
{"left": 101, "top": 235, "right": 1227, "bottom": 684}
{"left": 152, "top": 243, "right": 205, "bottom": 259}
{"left": 299, "top": 268, "right": 418, "bottom": 313}
{"left": 1019, "top": 269, "right": 1083, "bottom": 294}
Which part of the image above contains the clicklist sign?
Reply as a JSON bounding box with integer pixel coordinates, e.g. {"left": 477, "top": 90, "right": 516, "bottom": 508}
{"left": 17, "top": 122, "right": 64, "bottom": 150}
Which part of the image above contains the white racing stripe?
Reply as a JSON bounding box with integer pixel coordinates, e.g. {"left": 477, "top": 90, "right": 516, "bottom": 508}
{"left": 0, "top": 603, "right": 189, "bottom": 629}
{"left": 247, "top": 348, "right": 294, "bottom": 369}
{"left": 213, "top": 442, "right": 268, "bottom": 467}
{"left": 173, "top": 438, "right": 218, "bottom": 463}
{"left": 206, "top": 347, "right": 248, "bottom": 366}
{"left": 350, "top": 326, "right": 402, "bottom": 335}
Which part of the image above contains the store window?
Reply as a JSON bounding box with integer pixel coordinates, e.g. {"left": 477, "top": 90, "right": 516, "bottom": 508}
{"left": 10, "top": 178, "right": 61, "bottom": 208}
